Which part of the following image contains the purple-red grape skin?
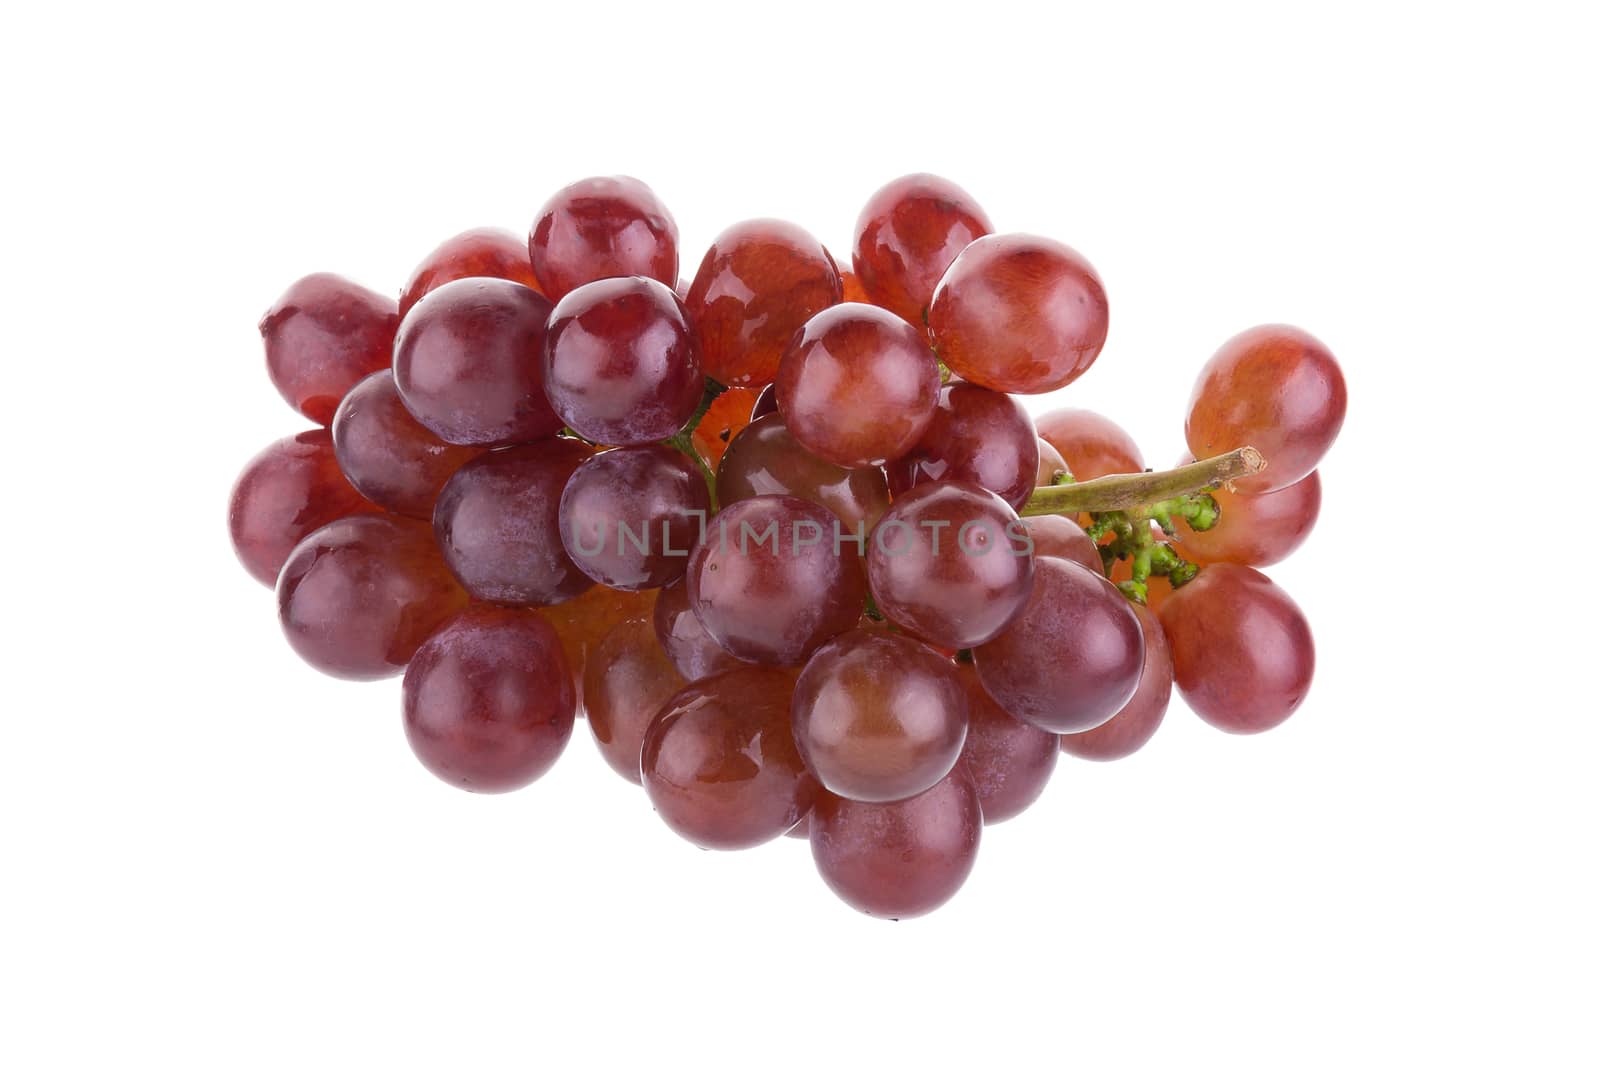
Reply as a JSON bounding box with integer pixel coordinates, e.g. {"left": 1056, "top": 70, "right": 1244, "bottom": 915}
{"left": 1023, "top": 514, "right": 1103, "bottom": 573}
{"left": 641, "top": 667, "right": 818, "bottom": 850}
{"left": 955, "top": 662, "right": 1059, "bottom": 823}
{"left": 276, "top": 514, "right": 468, "bottom": 681}
{"left": 866, "top": 482, "right": 1034, "bottom": 650}
{"left": 974, "top": 557, "right": 1144, "bottom": 734}
{"left": 928, "top": 234, "right": 1109, "bottom": 394}
{"left": 774, "top": 303, "right": 940, "bottom": 468}
{"left": 792, "top": 630, "right": 969, "bottom": 804}
{"left": 1036, "top": 437, "right": 1070, "bottom": 486}
{"left": 1159, "top": 563, "right": 1315, "bottom": 734}
{"left": 686, "top": 496, "right": 866, "bottom": 666}
{"left": 652, "top": 580, "right": 743, "bottom": 681}
{"left": 1177, "top": 454, "right": 1322, "bottom": 566}
{"left": 529, "top": 176, "right": 679, "bottom": 300}
{"left": 331, "top": 370, "right": 482, "bottom": 519}
{"left": 1060, "top": 603, "right": 1171, "bottom": 761}
{"left": 400, "top": 227, "right": 542, "bottom": 317}
{"left": 687, "top": 218, "right": 841, "bottom": 388}
{"left": 260, "top": 273, "right": 398, "bottom": 426}
{"left": 229, "top": 430, "right": 379, "bottom": 586}
{"left": 1036, "top": 408, "right": 1145, "bottom": 482}
{"left": 392, "top": 278, "right": 562, "bottom": 446}
{"left": 851, "top": 174, "right": 993, "bottom": 328}
{"left": 433, "top": 438, "right": 595, "bottom": 606}
{"left": 584, "top": 617, "right": 687, "bottom": 784}
{"left": 541, "top": 276, "right": 704, "bottom": 446}
{"left": 559, "top": 445, "right": 710, "bottom": 591}
{"left": 810, "top": 766, "right": 982, "bottom": 920}
{"left": 890, "top": 382, "right": 1040, "bottom": 511}
{"left": 717, "top": 414, "right": 891, "bottom": 533}
{"left": 1186, "top": 324, "right": 1346, "bottom": 494}
{"left": 403, "top": 605, "right": 575, "bottom": 793}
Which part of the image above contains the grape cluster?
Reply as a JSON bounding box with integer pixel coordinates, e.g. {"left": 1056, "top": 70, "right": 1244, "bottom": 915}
{"left": 230, "top": 174, "right": 1347, "bottom": 918}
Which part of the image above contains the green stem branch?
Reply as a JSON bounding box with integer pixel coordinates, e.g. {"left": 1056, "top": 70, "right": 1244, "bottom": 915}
{"left": 1020, "top": 446, "right": 1265, "bottom": 517}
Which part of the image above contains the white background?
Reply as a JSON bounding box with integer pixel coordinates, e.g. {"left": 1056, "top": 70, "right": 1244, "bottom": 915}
{"left": 3, "top": 2, "right": 1596, "bottom": 1063}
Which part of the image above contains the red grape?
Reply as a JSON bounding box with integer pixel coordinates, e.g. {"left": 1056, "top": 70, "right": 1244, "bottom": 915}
{"left": 750, "top": 383, "right": 778, "bottom": 420}
{"left": 542, "top": 276, "right": 704, "bottom": 445}
{"left": 402, "top": 604, "right": 575, "bottom": 792}
{"left": 433, "top": 438, "right": 594, "bottom": 605}
{"left": 686, "top": 218, "right": 841, "bottom": 388}
{"left": 558, "top": 445, "right": 710, "bottom": 590}
{"left": 774, "top": 303, "right": 940, "bottom": 468}
{"left": 400, "top": 226, "right": 542, "bottom": 317}
{"left": 652, "top": 580, "right": 742, "bottom": 681}
{"left": 955, "top": 661, "right": 1058, "bottom": 823}
{"left": 928, "top": 234, "right": 1108, "bottom": 394}
{"left": 851, "top": 174, "right": 992, "bottom": 327}
{"left": 810, "top": 766, "right": 982, "bottom": 919}
{"left": 539, "top": 584, "right": 654, "bottom": 697}
{"left": 890, "top": 382, "right": 1040, "bottom": 510}
{"left": 331, "top": 370, "right": 482, "bottom": 518}
{"left": 1059, "top": 603, "right": 1171, "bottom": 761}
{"left": 1035, "top": 408, "right": 1145, "bottom": 482}
{"left": 1174, "top": 452, "right": 1321, "bottom": 566}
{"left": 717, "top": 414, "right": 891, "bottom": 533}
{"left": 973, "top": 556, "right": 1143, "bottom": 733}
{"left": 260, "top": 273, "right": 397, "bottom": 425}
{"left": 1186, "top": 324, "right": 1346, "bottom": 493}
{"left": 529, "top": 175, "right": 678, "bottom": 300}
{"left": 686, "top": 496, "right": 866, "bottom": 666}
{"left": 839, "top": 267, "right": 869, "bottom": 305}
{"left": 641, "top": 667, "right": 818, "bottom": 849}
{"left": 1159, "top": 563, "right": 1314, "bottom": 734}
{"left": 392, "top": 277, "right": 561, "bottom": 446}
{"left": 866, "top": 482, "right": 1034, "bottom": 649}
{"left": 792, "top": 630, "right": 968, "bottom": 803}
{"left": 584, "top": 616, "right": 687, "bottom": 784}
{"left": 276, "top": 514, "right": 468, "bottom": 680}
{"left": 1022, "top": 513, "right": 1102, "bottom": 572}
{"left": 690, "top": 386, "right": 758, "bottom": 467}
{"left": 1036, "top": 437, "right": 1070, "bottom": 486}
{"left": 228, "top": 429, "right": 378, "bottom": 587}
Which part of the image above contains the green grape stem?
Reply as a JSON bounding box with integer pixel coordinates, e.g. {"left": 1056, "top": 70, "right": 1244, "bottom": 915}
{"left": 1020, "top": 446, "right": 1265, "bottom": 517}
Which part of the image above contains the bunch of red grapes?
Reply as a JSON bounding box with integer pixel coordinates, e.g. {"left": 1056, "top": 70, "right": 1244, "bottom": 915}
{"left": 230, "top": 174, "right": 1347, "bottom": 919}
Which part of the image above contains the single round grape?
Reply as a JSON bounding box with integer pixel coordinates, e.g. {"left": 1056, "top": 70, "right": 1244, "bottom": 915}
{"left": 928, "top": 234, "right": 1108, "bottom": 394}
{"left": 540, "top": 584, "right": 654, "bottom": 698}
{"left": 690, "top": 386, "right": 758, "bottom": 468}
{"left": 528, "top": 175, "right": 678, "bottom": 300}
{"left": 774, "top": 303, "right": 940, "bottom": 468}
{"left": 403, "top": 604, "right": 575, "bottom": 793}
{"left": 1159, "top": 563, "right": 1314, "bottom": 734}
{"left": 686, "top": 218, "right": 841, "bottom": 388}
{"left": 228, "top": 429, "right": 378, "bottom": 587}
{"left": 974, "top": 556, "right": 1144, "bottom": 733}
{"left": 890, "top": 382, "right": 1040, "bottom": 510}
{"left": 1186, "top": 324, "right": 1346, "bottom": 493}
{"left": 542, "top": 276, "right": 704, "bottom": 445}
{"left": 686, "top": 496, "right": 866, "bottom": 666}
{"left": 276, "top": 514, "right": 468, "bottom": 680}
{"left": 866, "top": 482, "right": 1034, "bottom": 650}
{"left": 1036, "top": 437, "right": 1070, "bottom": 486}
{"left": 1174, "top": 453, "right": 1322, "bottom": 566}
{"left": 717, "top": 414, "right": 891, "bottom": 533}
{"left": 392, "top": 277, "right": 561, "bottom": 446}
{"left": 1035, "top": 408, "right": 1145, "bottom": 482}
{"left": 331, "top": 370, "right": 482, "bottom": 518}
{"left": 851, "top": 173, "right": 993, "bottom": 327}
{"left": 1022, "top": 514, "right": 1102, "bottom": 572}
{"left": 399, "top": 226, "right": 542, "bottom": 317}
{"left": 792, "top": 630, "right": 968, "bottom": 803}
{"left": 652, "top": 580, "right": 742, "bottom": 681}
{"left": 1060, "top": 603, "right": 1172, "bottom": 761}
{"left": 641, "top": 667, "right": 818, "bottom": 849}
{"left": 750, "top": 383, "right": 778, "bottom": 420}
{"left": 260, "top": 273, "right": 398, "bottom": 425}
{"left": 558, "top": 445, "right": 710, "bottom": 590}
{"left": 433, "top": 439, "right": 594, "bottom": 606}
{"left": 955, "top": 661, "right": 1058, "bottom": 823}
{"left": 810, "top": 765, "right": 982, "bottom": 920}
{"left": 584, "top": 616, "right": 687, "bottom": 784}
